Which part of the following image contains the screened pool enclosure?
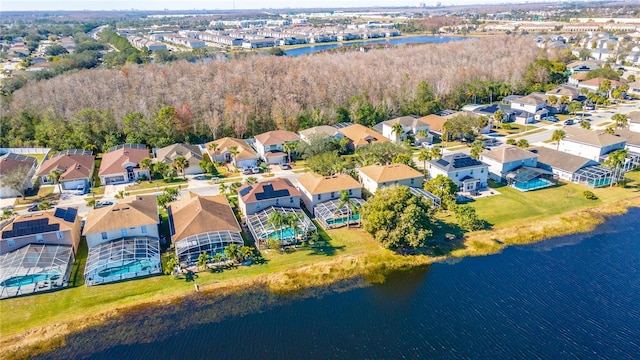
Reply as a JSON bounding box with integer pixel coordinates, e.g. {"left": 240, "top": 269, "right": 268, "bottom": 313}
{"left": 246, "top": 206, "right": 316, "bottom": 249}
{"left": 314, "top": 198, "right": 365, "bottom": 229}
{"left": 174, "top": 230, "right": 244, "bottom": 267}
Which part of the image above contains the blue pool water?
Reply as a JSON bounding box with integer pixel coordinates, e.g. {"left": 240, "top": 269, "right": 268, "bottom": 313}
{"left": 326, "top": 214, "right": 361, "bottom": 225}
{"left": 1, "top": 272, "right": 61, "bottom": 287}
{"left": 262, "top": 228, "right": 296, "bottom": 240}
{"left": 512, "top": 178, "right": 553, "bottom": 191}
{"left": 589, "top": 178, "right": 612, "bottom": 187}
{"left": 98, "top": 260, "right": 154, "bottom": 278}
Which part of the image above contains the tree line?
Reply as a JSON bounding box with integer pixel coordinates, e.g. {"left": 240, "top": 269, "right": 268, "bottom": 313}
{"left": 2, "top": 36, "right": 548, "bottom": 149}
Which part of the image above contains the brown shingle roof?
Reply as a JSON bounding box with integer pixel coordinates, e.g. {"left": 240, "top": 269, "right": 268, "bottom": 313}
{"left": 418, "top": 114, "right": 447, "bottom": 133}
{"left": 338, "top": 124, "right": 389, "bottom": 146}
{"left": 0, "top": 153, "right": 36, "bottom": 176}
{"left": 481, "top": 144, "right": 538, "bottom": 163}
{"left": 205, "top": 137, "right": 258, "bottom": 160}
{"left": 511, "top": 92, "right": 547, "bottom": 106}
{"left": 168, "top": 192, "right": 240, "bottom": 242}
{"left": 570, "top": 72, "right": 589, "bottom": 81}
{"left": 36, "top": 150, "right": 94, "bottom": 181}
{"left": 297, "top": 172, "right": 361, "bottom": 195}
{"left": 358, "top": 163, "right": 422, "bottom": 183}
{"left": 563, "top": 127, "right": 627, "bottom": 147}
{"left": 614, "top": 129, "right": 640, "bottom": 146}
{"left": 628, "top": 111, "right": 640, "bottom": 124}
{"left": 83, "top": 195, "right": 158, "bottom": 235}
{"left": 531, "top": 146, "right": 595, "bottom": 173}
{"left": 237, "top": 178, "right": 300, "bottom": 203}
{"left": 1, "top": 207, "right": 78, "bottom": 234}
{"left": 99, "top": 145, "right": 150, "bottom": 177}
{"left": 381, "top": 116, "right": 428, "bottom": 128}
{"left": 254, "top": 130, "right": 300, "bottom": 146}
{"left": 579, "top": 77, "right": 623, "bottom": 88}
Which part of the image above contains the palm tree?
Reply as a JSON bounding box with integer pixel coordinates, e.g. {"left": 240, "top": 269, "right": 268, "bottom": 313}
{"left": 284, "top": 213, "right": 301, "bottom": 246}
{"left": 430, "top": 146, "right": 442, "bottom": 160}
{"left": 391, "top": 122, "right": 404, "bottom": 142}
{"left": 493, "top": 110, "right": 504, "bottom": 127}
{"left": 470, "top": 140, "right": 485, "bottom": 159}
{"left": 228, "top": 146, "right": 240, "bottom": 167}
{"left": 197, "top": 252, "right": 210, "bottom": 271}
{"left": 605, "top": 127, "right": 615, "bottom": 135}
{"left": 282, "top": 141, "right": 297, "bottom": 164}
{"left": 612, "top": 113, "right": 629, "bottom": 129}
{"left": 551, "top": 129, "right": 566, "bottom": 151}
{"left": 223, "top": 243, "right": 241, "bottom": 263}
{"left": 245, "top": 176, "right": 258, "bottom": 185}
{"left": 416, "top": 129, "right": 429, "bottom": 143}
{"left": 267, "top": 211, "right": 285, "bottom": 247}
{"left": 208, "top": 142, "right": 219, "bottom": 162}
{"left": 153, "top": 161, "right": 169, "bottom": 179}
{"left": 50, "top": 169, "right": 63, "bottom": 194}
{"left": 140, "top": 157, "right": 153, "bottom": 180}
{"left": 580, "top": 121, "right": 591, "bottom": 130}
{"left": 199, "top": 159, "right": 212, "bottom": 174}
{"left": 219, "top": 183, "right": 228, "bottom": 195}
{"left": 602, "top": 149, "right": 628, "bottom": 186}
{"left": 337, "top": 189, "right": 358, "bottom": 229}
{"left": 516, "top": 139, "right": 529, "bottom": 149}
{"left": 172, "top": 155, "right": 189, "bottom": 179}
{"left": 417, "top": 148, "right": 433, "bottom": 176}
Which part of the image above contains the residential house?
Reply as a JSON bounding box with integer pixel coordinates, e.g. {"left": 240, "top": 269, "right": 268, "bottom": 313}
{"left": 480, "top": 144, "right": 539, "bottom": 182}
{"left": 568, "top": 72, "right": 588, "bottom": 85}
{"left": 510, "top": 92, "right": 548, "bottom": 121}
{"left": 254, "top": 130, "right": 300, "bottom": 164}
{"left": 418, "top": 114, "right": 448, "bottom": 138}
{"left": 168, "top": 192, "right": 243, "bottom": 267}
{"left": 98, "top": 144, "right": 150, "bottom": 185}
{"left": 338, "top": 124, "right": 389, "bottom": 151}
{"left": 566, "top": 60, "right": 602, "bottom": 74}
{"left": 36, "top": 149, "right": 95, "bottom": 191}
{"left": 614, "top": 129, "right": 640, "bottom": 154}
{"left": 0, "top": 207, "right": 81, "bottom": 255}
{"left": 299, "top": 125, "right": 344, "bottom": 144}
{"left": 428, "top": 153, "right": 489, "bottom": 192}
{"left": 629, "top": 111, "right": 640, "bottom": 133}
{"left": 545, "top": 85, "right": 581, "bottom": 102}
{"left": 530, "top": 146, "right": 599, "bottom": 181}
{"left": 206, "top": 137, "right": 258, "bottom": 169}
{"left": 559, "top": 127, "right": 627, "bottom": 162}
{"left": 0, "top": 153, "right": 37, "bottom": 198}
{"left": 380, "top": 116, "right": 433, "bottom": 144}
{"left": 0, "top": 207, "right": 81, "bottom": 298}
{"left": 577, "top": 77, "right": 623, "bottom": 93}
{"left": 237, "top": 178, "right": 301, "bottom": 216}
{"left": 155, "top": 143, "right": 204, "bottom": 175}
{"left": 627, "top": 81, "right": 640, "bottom": 97}
{"left": 446, "top": 109, "right": 496, "bottom": 132}
{"left": 82, "top": 195, "right": 161, "bottom": 286}
{"left": 296, "top": 172, "right": 362, "bottom": 214}
{"left": 358, "top": 163, "right": 423, "bottom": 194}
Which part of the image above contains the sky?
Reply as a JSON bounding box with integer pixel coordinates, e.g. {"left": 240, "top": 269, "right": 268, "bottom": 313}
{"left": 1, "top": 0, "right": 487, "bottom": 12}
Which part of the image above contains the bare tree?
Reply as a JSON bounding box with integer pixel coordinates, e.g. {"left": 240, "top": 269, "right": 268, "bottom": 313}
{"left": 0, "top": 166, "right": 32, "bottom": 200}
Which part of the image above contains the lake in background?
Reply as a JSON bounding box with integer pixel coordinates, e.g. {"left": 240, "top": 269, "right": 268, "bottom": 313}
{"left": 40, "top": 208, "right": 640, "bottom": 359}
{"left": 284, "top": 36, "right": 468, "bottom": 57}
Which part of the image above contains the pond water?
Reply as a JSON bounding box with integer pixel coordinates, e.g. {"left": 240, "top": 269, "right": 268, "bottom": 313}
{"left": 40, "top": 208, "right": 640, "bottom": 359}
{"left": 284, "top": 36, "right": 468, "bottom": 56}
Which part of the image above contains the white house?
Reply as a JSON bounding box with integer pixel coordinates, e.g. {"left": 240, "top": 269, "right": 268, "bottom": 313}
{"left": 0, "top": 153, "right": 37, "bottom": 198}
{"left": 206, "top": 137, "right": 258, "bottom": 169}
{"left": 98, "top": 144, "right": 150, "bottom": 185}
{"left": 628, "top": 111, "right": 640, "bottom": 133}
{"left": 614, "top": 129, "right": 640, "bottom": 154}
{"left": 531, "top": 146, "right": 599, "bottom": 181}
{"left": 559, "top": 127, "right": 627, "bottom": 162}
{"left": 510, "top": 93, "right": 548, "bottom": 121}
{"left": 627, "top": 81, "right": 640, "bottom": 97}
{"left": 254, "top": 130, "right": 300, "bottom": 164}
{"left": 155, "top": 143, "right": 204, "bottom": 175}
{"left": 577, "top": 77, "right": 623, "bottom": 93}
{"left": 380, "top": 116, "right": 433, "bottom": 144}
{"left": 428, "top": 153, "right": 488, "bottom": 192}
{"left": 237, "top": 178, "right": 301, "bottom": 216}
{"left": 545, "top": 85, "right": 581, "bottom": 102}
{"left": 480, "top": 144, "right": 538, "bottom": 182}
{"left": 358, "top": 163, "right": 423, "bottom": 194}
{"left": 82, "top": 195, "right": 161, "bottom": 286}
{"left": 296, "top": 172, "right": 362, "bottom": 214}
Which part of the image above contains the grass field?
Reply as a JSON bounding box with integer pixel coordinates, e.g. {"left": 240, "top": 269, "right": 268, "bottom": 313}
{"left": 125, "top": 178, "right": 187, "bottom": 191}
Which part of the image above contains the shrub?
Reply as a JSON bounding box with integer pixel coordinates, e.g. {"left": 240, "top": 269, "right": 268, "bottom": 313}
{"left": 582, "top": 190, "right": 597, "bottom": 200}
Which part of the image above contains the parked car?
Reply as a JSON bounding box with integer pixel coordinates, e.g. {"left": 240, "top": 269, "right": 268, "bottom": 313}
{"left": 242, "top": 167, "right": 252, "bottom": 175}
{"left": 563, "top": 119, "right": 574, "bottom": 126}
{"left": 583, "top": 104, "right": 595, "bottom": 110}
{"left": 280, "top": 163, "right": 291, "bottom": 170}
{"left": 95, "top": 201, "right": 114, "bottom": 209}
{"left": 543, "top": 116, "right": 558, "bottom": 122}
{"left": 251, "top": 166, "right": 260, "bottom": 174}
{"left": 193, "top": 175, "right": 207, "bottom": 181}
{"left": 421, "top": 142, "right": 433, "bottom": 149}
{"left": 27, "top": 203, "right": 40, "bottom": 212}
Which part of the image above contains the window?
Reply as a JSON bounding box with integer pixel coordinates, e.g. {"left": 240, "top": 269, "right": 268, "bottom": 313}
{"left": 57, "top": 231, "right": 64, "bottom": 239}
{"left": 36, "top": 234, "right": 44, "bottom": 243}
{"left": 410, "top": 178, "right": 414, "bottom": 185}
{"left": 8, "top": 239, "right": 15, "bottom": 247}
{"left": 481, "top": 169, "right": 484, "bottom": 173}
{"left": 289, "top": 197, "right": 294, "bottom": 204}
{"left": 101, "top": 232, "right": 108, "bottom": 240}
{"left": 331, "top": 192, "right": 335, "bottom": 198}
{"left": 141, "top": 225, "right": 147, "bottom": 234}
{"left": 348, "top": 189, "right": 352, "bottom": 195}
{"left": 276, "top": 199, "right": 280, "bottom": 205}
{"left": 317, "top": 194, "right": 322, "bottom": 201}
{"left": 455, "top": 172, "right": 459, "bottom": 177}
{"left": 121, "top": 228, "right": 127, "bottom": 237}
{"left": 471, "top": 170, "right": 474, "bottom": 175}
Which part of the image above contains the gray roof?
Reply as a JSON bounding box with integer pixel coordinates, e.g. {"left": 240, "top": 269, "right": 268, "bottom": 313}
{"left": 563, "top": 127, "right": 627, "bottom": 148}
{"left": 511, "top": 92, "right": 547, "bottom": 106}
{"left": 530, "top": 146, "right": 596, "bottom": 173}
{"left": 481, "top": 144, "right": 537, "bottom": 163}
{"left": 429, "top": 153, "right": 487, "bottom": 172}
{"left": 628, "top": 111, "right": 640, "bottom": 124}
{"left": 299, "top": 125, "right": 340, "bottom": 139}
{"left": 381, "top": 116, "right": 428, "bottom": 128}
{"left": 614, "top": 129, "right": 640, "bottom": 147}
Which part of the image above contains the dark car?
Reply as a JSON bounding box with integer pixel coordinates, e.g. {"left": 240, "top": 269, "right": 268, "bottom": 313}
{"left": 95, "top": 201, "right": 114, "bottom": 209}
{"left": 279, "top": 163, "right": 291, "bottom": 170}
{"left": 27, "top": 203, "right": 40, "bottom": 212}
{"left": 563, "top": 119, "right": 574, "bottom": 126}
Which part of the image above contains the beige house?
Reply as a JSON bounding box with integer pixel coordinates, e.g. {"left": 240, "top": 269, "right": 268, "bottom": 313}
{"left": 206, "top": 137, "right": 258, "bottom": 169}
{"left": 36, "top": 149, "right": 95, "bottom": 191}
{"left": 0, "top": 153, "right": 37, "bottom": 198}
{"left": 98, "top": 144, "right": 150, "bottom": 185}
{"left": 358, "top": 163, "right": 423, "bottom": 194}
{"left": 254, "top": 130, "right": 300, "bottom": 164}
{"left": 338, "top": 124, "right": 389, "bottom": 151}
{"left": 380, "top": 116, "right": 432, "bottom": 144}
{"left": 296, "top": 172, "right": 362, "bottom": 214}
{"left": 168, "top": 192, "right": 243, "bottom": 267}
{"left": 0, "top": 207, "right": 81, "bottom": 255}
{"left": 155, "top": 143, "right": 204, "bottom": 175}
{"left": 237, "top": 178, "right": 301, "bottom": 216}
{"left": 299, "top": 125, "right": 344, "bottom": 144}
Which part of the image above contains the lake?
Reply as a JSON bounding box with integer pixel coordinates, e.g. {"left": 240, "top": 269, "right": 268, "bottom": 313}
{"left": 284, "top": 36, "right": 468, "bottom": 57}
{"left": 39, "top": 208, "right": 640, "bottom": 359}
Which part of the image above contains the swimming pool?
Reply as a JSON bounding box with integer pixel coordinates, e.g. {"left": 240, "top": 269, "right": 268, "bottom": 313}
{"left": 1, "top": 271, "right": 61, "bottom": 287}
{"left": 512, "top": 178, "right": 553, "bottom": 192}
{"left": 588, "top": 178, "right": 612, "bottom": 188}
{"left": 262, "top": 228, "right": 296, "bottom": 241}
{"left": 98, "top": 259, "right": 154, "bottom": 278}
{"left": 326, "top": 214, "right": 361, "bottom": 225}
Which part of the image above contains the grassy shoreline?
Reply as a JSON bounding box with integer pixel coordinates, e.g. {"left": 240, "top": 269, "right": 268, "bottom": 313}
{"left": 2, "top": 190, "right": 640, "bottom": 359}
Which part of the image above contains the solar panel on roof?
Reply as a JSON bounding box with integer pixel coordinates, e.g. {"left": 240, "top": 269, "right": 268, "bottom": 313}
{"left": 436, "top": 159, "right": 450, "bottom": 167}
{"left": 239, "top": 186, "right": 252, "bottom": 197}
{"left": 54, "top": 208, "right": 65, "bottom": 219}
{"left": 63, "top": 208, "right": 78, "bottom": 222}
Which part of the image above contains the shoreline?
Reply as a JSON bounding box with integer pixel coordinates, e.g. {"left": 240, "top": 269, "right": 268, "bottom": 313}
{"left": 3, "top": 195, "right": 640, "bottom": 359}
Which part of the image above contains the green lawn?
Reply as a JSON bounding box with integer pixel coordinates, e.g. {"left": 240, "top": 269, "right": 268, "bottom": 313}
{"left": 472, "top": 173, "right": 640, "bottom": 229}
{"left": 125, "top": 178, "right": 187, "bottom": 191}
